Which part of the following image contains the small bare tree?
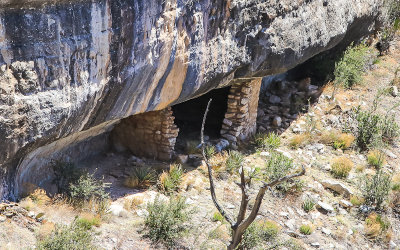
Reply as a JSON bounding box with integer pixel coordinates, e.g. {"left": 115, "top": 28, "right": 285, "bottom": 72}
{"left": 201, "top": 99, "right": 305, "bottom": 249}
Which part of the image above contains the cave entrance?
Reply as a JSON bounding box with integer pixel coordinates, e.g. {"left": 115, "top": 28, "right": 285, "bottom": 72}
{"left": 172, "top": 87, "right": 230, "bottom": 153}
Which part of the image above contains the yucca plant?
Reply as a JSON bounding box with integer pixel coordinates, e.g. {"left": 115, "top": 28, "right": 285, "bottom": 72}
{"left": 124, "top": 167, "right": 157, "bottom": 189}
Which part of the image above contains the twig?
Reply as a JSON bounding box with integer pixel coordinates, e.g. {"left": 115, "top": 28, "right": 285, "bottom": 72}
{"left": 201, "top": 99, "right": 235, "bottom": 226}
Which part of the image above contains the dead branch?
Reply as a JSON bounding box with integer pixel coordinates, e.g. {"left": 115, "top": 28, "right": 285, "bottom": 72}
{"left": 201, "top": 99, "right": 235, "bottom": 226}
{"left": 200, "top": 98, "right": 306, "bottom": 249}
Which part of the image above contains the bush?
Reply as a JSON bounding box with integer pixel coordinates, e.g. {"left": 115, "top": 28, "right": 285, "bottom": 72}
{"left": 75, "top": 215, "right": 101, "bottom": 230}
{"left": 51, "top": 160, "right": 82, "bottom": 194}
{"left": 331, "top": 157, "right": 353, "bottom": 178}
{"left": 381, "top": 115, "right": 400, "bottom": 143}
{"left": 37, "top": 220, "right": 95, "bottom": 250}
{"left": 124, "top": 196, "right": 144, "bottom": 210}
{"left": 289, "top": 133, "right": 310, "bottom": 149}
{"left": 241, "top": 220, "right": 279, "bottom": 249}
{"left": 264, "top": 152, "right": 294, "bottom": 182}
{"left": 365, "top": 213, "right": 391, "bottom": 239}
{"left": 69, "top": 172, "right": 109, "bottom": 206}
{"left": 254, "top": 132, "right": 281, "bottom": 150}
{"left": 350, "top": 195, "right": 365, "bottom": 206}
{"left": 355, "top": 108, "right": 382, "bottom": 150}
{"left": 225, "top": 150, "right": 244, "bottom": 174}
{"left": 124, "top": 167, "right": 156, "bottom": 189}
{"left": 333, "top": 134, "right": 355, "bottom": 150}
{"left": 392, "top": 174, "right": 400, "bottom": 191}
{"left": 302, "top": 198, "right": 315, "bottom": 213}
{"left": 362, "top": 170, "right": 392, "bottom": 210}
{"left": 334, "top": 43, "right": 371, "bottom": 88}
{"left": 158, "top": 164, "right": 184, "bottom": 194}
{"left": 205, "top": 145, "right": 216, "bottom": 159}
{"left": 320, "top": 130, "right": 355, "bottom": 150}
{"left": 367, "top": 150, "right": 386, "bottom": 169}
{"left": 144, "top": 195, "right": 191, "bottom": 247}
{"left": 299, "top": 224, "right": 313, "bottom": 235}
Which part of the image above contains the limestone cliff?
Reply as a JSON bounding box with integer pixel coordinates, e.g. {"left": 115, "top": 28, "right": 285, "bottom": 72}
{"left": 0, "top": 0, "right": 382, "bottom": 199}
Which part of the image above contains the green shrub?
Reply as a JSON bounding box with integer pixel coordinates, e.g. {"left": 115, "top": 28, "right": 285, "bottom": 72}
{"left": 225, "top": 150, "right": 244, "bottom": 174}
{"left": 51, "top": 160, "right": 82, "bottom": 194}
{"left": 158, "top": 164, "right": 184, "bottom": 194}
{"left": 144, "top": 195, "right": 192, "bottom": 247}
{"left": 334, "top": 43, "right": 371, "bottom": 88}
{"left": 254, "top": 132, "right": 281, "bottom": 150}
{"left": 355, "top": 108, "right": 382, "bottom": 151}
{"left": 37, "top": 220, "right": 95, "bottom": 250}
{"left": 299, "top": 224, "right": 313, "bottom": 235}
{"left": 241, "top": 220, "right": 279, "bottom": 249}
{"left": 362, "top": 170, "right": 392, "bottom": 210}
{"left": 124, "top": 167, "right": 156, "bottom": 189}
{"left": 212, "top": 211, "right": 224, "bottom": 223}
{"left": 367, "top": 150, "right": 386, "bottom": 169}
{"left": 69, "top": 172, "right": 109, "bottom": 206}
{"left": 75, "top": 216, "right": 101, "bottom": 230}
{"left": 205, "top": 145, "right": 216, "bottom": 159}
{"left": 381, "top": 115, "right": 400, "bottom": 143}
{"left": 264, "top": 152, "right": 294, "bottom": 182}
{"left": 331, "top": 157, "right": 353, "bottom": 178}
{"left": 302, "top": 198, "right": 315, "bottom": 213}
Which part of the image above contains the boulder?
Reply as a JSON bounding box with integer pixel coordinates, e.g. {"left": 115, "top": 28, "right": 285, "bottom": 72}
{"left": 320, "top": 179, "right": 353, "bottom": 197}
{"left": 269, "top": 95, "right": 282, "bottom": 104}
{"left": 272, "top": 116, "right": 282, "bottom": 127}
{"left": 339, "top": 199, "right": 353, "bottom": 208}
{"left": 317, "top": 201, "right": 334, "bottom": 214}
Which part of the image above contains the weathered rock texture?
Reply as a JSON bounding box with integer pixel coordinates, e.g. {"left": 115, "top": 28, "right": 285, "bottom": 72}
{"left": 221, "top": 79, "right": 261, "bottom": 145}
{"left": 112, "top": 108, "right": 179, "bottom": 161}
{"left": 0, "top": 0, "right": 382, "bottom": 199}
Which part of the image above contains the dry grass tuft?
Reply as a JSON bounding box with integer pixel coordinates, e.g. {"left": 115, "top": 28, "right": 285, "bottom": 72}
{"left": 124, "top": 196, "right": 145, "bottom": 211}
{"left": 29, "top": 188, "right": 51, "bottom": 206}
{"left": 320, "top": 130, "right": 355, "bottom": 149}
{"left": 365, "top": 213, "right": 390, "bottom": 239}
{"left": 367, "top": 150, "right": 386, "bottom": 169}
{"left": 331, "top": 157, "right": 353, "bottom": 178}
{"left": 350, "top": 195, "right": 365, "bottom": 206}
{"left": 289, "top": 133, "right": 311, "bottom": 148}
{"left": 392, "top": 173, "right": 400, "bottom": 191}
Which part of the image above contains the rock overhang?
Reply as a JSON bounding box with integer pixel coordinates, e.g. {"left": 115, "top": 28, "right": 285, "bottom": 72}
{"left": 0, "top": 0, "right": 383, "bottom": 199}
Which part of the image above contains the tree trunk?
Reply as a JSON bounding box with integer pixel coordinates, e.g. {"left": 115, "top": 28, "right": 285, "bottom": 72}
{"left": 228, "top": 228, "right": 244, "bottom": 250}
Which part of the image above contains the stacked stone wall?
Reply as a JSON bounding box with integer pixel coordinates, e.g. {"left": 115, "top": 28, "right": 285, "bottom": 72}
{"left": 220, "top": 78, "right": 262, "bottom": 146}
{"left": 112, "top": 108, "right": 179, "bottom": 160}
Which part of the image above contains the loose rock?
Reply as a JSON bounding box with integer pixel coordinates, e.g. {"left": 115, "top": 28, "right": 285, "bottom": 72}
{"left": 320, "top": 179, "right": 353, "bottom": 197}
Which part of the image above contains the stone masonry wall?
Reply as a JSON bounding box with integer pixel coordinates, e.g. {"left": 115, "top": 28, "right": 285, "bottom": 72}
{"left": 111, "top": 108, "right": 179, "bottom": 161}
{"left": 220, "top": 78, "right": 262, "bottom": 146}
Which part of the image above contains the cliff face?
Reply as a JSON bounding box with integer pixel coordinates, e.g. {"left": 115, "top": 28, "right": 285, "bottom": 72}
{"left": 0, "top": 0, "right": 381, "bottom": 199}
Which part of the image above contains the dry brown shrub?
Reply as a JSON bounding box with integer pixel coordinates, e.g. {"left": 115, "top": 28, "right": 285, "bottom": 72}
{"left": 289, "top": 133, "right": 311, "bottom": 148}
{"left": 331, "top": 157, "right": 353, "bottom": 178}
{"left": 124, "top": 196, "right": 145, "bottom": 211}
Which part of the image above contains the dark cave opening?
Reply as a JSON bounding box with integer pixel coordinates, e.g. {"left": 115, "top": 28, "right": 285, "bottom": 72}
{"left": 172, "top": 87, "right": 230, "bottom": 153}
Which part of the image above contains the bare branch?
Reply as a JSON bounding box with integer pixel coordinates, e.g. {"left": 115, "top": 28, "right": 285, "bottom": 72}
{"left": 237, "top": 165, "right": 306, "bottom": 234}
{"left": 263, "top": 165, "right": 306, "bottom": 188}
{"left": 201, "top": 99, "right": 235, "bottom": 226}
{"left": 235, "top": 165, "right": 249, "bottom": 227}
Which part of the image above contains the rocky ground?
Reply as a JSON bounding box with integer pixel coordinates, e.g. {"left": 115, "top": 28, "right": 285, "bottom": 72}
{"left": 1, "top": 38, "right": 400, "bottom": 249}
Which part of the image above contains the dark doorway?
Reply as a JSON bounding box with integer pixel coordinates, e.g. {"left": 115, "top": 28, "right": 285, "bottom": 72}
{"left": 172, "top": 87, "right": 230, "bottom": 153}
